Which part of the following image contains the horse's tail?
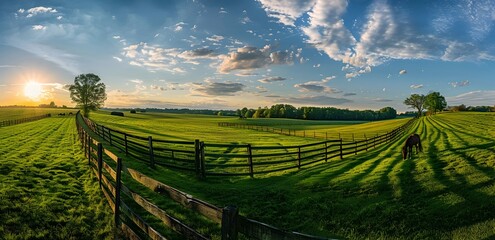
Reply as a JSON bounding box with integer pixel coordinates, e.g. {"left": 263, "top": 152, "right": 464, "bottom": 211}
{"left": 418, "top": 138, "right": 423, "bottom": 152}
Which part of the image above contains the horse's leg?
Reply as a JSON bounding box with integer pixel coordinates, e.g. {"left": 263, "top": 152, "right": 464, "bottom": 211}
{"left": 408, "top": 145, "right": 412, "bottom": 159}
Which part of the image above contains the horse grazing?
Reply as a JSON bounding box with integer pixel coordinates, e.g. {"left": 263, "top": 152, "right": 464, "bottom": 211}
{"left": 402, "top": 134, "right": 422, "bottom": 160}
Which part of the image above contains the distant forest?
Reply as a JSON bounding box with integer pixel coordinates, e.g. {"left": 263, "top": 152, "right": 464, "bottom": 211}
{"left": 234, "top": 104, "right": 397, "bottom": 121}
{"left": 103, "top": 103, "right": 494, "bottom": 121}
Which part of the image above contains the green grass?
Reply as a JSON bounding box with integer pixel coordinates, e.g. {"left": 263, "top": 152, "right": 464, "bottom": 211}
{"left": 0, "top": 117, "right": 113, "bottom": 239}
{"left": 88, "top": 111, "right": 495, "bottom": 239}
{"left": 0, "top": 107, "right": 77, "bottom": 121}
{"left": 90, "top": 110, "right": 409, "bottom": 144}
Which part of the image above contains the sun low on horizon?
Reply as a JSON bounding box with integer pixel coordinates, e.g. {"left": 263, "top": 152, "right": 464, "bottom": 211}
{"left": 23, "top": 81, "right": 44, "bottom": 101}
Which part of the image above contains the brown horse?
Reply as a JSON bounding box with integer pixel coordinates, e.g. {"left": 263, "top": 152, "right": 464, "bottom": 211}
{"left": 402, "top": 134, "right": 422, "bottom": 160}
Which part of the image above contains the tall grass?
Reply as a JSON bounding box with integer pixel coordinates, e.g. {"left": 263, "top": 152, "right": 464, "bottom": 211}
{"left": 0, "top": 117, "right": 113, "bottom": 239}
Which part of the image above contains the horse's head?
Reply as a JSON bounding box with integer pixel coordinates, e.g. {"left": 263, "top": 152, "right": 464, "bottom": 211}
{"left": 402, "top": 146, "right": 407, "bottom": 160}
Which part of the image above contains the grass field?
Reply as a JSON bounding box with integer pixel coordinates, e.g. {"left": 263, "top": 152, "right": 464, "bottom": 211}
{"left": 0, "top": 116, "right": 113, "bottom": 239}
{"left": 88, "top": 111, "right": 495, "bottom": 239}
{"left": 2, "top": 108, "right": 494, "bottom": 239}
{"left": 0, "top": 107, "right": 76, "bottom": 121}
{"left": 89, "top": 110, "right": 409, "bottom": 144}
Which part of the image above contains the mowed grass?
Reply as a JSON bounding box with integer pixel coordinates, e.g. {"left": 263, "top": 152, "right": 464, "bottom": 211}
{"left": 90, "top": 112, "right": 495, "bottom": 239}
{"left": 0, "top": 107, "right": 77, "bottom": 121}
{"left": 0, "top": 117, "right": 113, "bottom": 239}
{"left": 89, "top": 110, "right": 409, "bottom": 144}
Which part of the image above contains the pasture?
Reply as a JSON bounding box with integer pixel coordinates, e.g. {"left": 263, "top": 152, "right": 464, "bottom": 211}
{"left": 89, "top": 110, "right": 409, "bottom": 144}
{"left": 87, "top": 111, "right": 495, "bottom": 239}
{"left": 0, "top": 107, "right": 76, "bottom": 121}
{"left": 0, "top": 116, "right": 113, "bottom": 239}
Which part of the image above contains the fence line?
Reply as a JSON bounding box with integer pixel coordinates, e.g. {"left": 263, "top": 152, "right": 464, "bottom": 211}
{"left": 217, "top": 122, "right": 387, "bottom": 141}
{"left": 76, "top": 111, "right": 332, "bottom": 240}
{"left": 79, "top": 115, "right": 416, "bottom": 178}
{"left": 0, "top": 114, "right": 51, "bottom": 127}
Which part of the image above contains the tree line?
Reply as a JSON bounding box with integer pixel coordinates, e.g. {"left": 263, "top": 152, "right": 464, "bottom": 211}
{"left": 236, "top": 104, "right": 397, "bottom": 121}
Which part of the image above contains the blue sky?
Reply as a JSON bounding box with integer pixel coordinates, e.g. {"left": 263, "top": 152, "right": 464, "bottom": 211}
{"left": 1, "top": 0, "right": 494, "bottom": 112}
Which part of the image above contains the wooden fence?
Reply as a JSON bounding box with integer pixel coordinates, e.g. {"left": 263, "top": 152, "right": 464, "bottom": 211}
{"left": 79, "top": 115, "right": 416, "bottom": 178}
{"left": 0, "top": 114, "right": 51, "bottom": 127}
{"left": 217, "top": 122, "right": 384, "bottom": 141}
{"left": 76, "top": 112, "right": 333, "bottom": 240}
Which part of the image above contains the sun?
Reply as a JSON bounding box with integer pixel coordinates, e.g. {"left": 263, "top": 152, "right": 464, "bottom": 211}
{"left": 24, "top": 81, "right": 44, "bottom": 101}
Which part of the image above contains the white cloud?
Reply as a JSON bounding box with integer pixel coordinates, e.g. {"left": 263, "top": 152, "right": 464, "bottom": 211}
{"left": 6, "top": 39, "right": 80, "bottom": 74}
{"left": 32, "top": 25, "right": 46, "bottom": 31}
{"left": 122, "top": 42, "right": 184, "bottom": 73}
{"left": 294, "top": 78, "right": 339, "bottom": 93}
{"left": 113, "top": 35, "right": 121, "bottom": 39}
{"left": 258, "top": 0, "right": 495, "bottom": 79}
{"left": 449, "top": 80, "right": 470, "bottom": 88}
{"left": 410, "top": 84, "right": 423, "bottom": 89}
{"left": 24, "top": 6, "right": 57, "bottom": 18}
{"left": 399, "top": 69, "right": 407, "bottom": 75}
{"left": 446, "top": 90, "right": 495, "bottom": 106}
{"left": 258, "top": 76, "right": 286, "bottom": 83}
{"left": 191, "top": 79, "right": 245, "bottom": 96}
{"left": 257, "top": 0, "right": 316, "bottom": 26}
{"left": 18, "top": 9, "right": 25, "bottom": 13}
{"left": 206, "top": 35, "right": 224, "bottom": 42}
{"left": 218, "top": 45, "right": 294, "bottom": 73}
{"left": 113, "top": 56, "right": 122, "bottom": 62}
{"left": 56, "top": 16, "right": 63, "bottom": 20}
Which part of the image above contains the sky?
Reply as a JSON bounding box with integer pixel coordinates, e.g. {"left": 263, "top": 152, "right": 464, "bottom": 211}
{"left": 1, "top": 0, "right": 494, "bottom": 112}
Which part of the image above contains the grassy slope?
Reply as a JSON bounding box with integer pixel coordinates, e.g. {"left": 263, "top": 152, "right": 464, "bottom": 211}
{"left": 0, "top": 108, "right": 76, "bottom": 121}
{"left": 0, "top": 117, "right": 113, "bottom": 239}
{"left": 92, "top": 112, "right": 494, "bottom": 239}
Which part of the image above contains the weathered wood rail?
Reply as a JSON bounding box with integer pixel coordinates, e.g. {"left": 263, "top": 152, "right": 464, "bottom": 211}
{"left": 80, "top": 114, "right": 416, "bottom": 178}
{"left": 76, "top": 111, "right": 334, "bottom": 240}
{"left": 0, "top": 114, "right": 51, "bottom": 127}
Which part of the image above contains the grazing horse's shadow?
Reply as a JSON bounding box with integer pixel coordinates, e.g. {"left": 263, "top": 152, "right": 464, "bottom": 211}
{"left": 402, "top": 134, "right": 422, "bottom": 160}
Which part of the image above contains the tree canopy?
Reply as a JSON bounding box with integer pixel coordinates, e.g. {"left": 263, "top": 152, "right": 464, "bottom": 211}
{"left": 68, "top": 73, "right": 107, "bottom": 117}
{"left": 424, "top": 91, "right": 447, "bottom": 114}
{"left": 404, "top": 94, "right": 426, "bottom": 117}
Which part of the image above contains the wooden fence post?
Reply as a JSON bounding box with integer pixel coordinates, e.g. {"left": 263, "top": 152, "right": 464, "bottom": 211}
{"left": 148, "top": 136, "right": 155, "bottom": 168}
{"left": 364, "top": 134, "right": 368, "bottom": 151}
{"left": 87, "top": 135, "right": 91, "bottom": 165}
{"left": 325, "top": 142, "right": 328, "bottom": 162}
{"left": 297, "top": 147, "right": 301, "bottom": 169}
{"left": 195, "top": 139, "right": 201, "bottom": 178}
{"left": 200, "top": 141, "right": 206, "bottom": 179}
{"left": 97, "top": 143, "right": 103, "bottom": 188}
{"left": 114, "top": 157, "right": 122, "bottom": 229}
{"left": 124, "top": 133, "right": 128, "bottom": 155}
{"left": 339, "top": 139, "right": 343, "bottom": 159}
{"left": 374, "top": 134, "right": 377, "bottom": 148}
{"left": 247, "top": 144, "right": 253, "bottom": 178}
{"left": 221, "top": 205, "right": 239, "bottom": 240}
{"left": 354, "top": 141, "right": 357, "bottom": 155}
{"left": 108, "top": 128, "right": 112, "bottom": 146}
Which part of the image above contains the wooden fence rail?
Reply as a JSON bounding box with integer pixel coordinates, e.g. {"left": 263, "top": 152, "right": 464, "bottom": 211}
{"left": 76, "top": 111, "right": 333, "bottom": 240}
{"left": 79, "top": 114, "right": 416, "bottom": 178}
{"left": 0, "top": 114, "right": 51, "bottom": 127}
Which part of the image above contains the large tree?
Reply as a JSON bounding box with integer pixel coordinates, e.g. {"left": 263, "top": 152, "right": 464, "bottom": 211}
{"left": 404, "top": 94, "right": 426, "bottom": 117}
{"left": 68, "top": 73, "right": 107, "bottom": 117}
{"left": 424, "top": 91, "right": 447, "bottom": 115}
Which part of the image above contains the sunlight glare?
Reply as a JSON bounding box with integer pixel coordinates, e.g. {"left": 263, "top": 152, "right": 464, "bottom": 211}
{"left": 24, "top": 81, "right": 44, "bottom": 101}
